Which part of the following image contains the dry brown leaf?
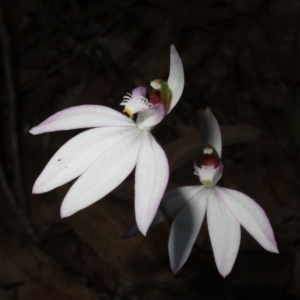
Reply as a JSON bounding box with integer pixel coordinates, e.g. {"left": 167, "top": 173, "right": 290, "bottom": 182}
{"left": 0, "top": 236, "right": 98, "bottom": 300}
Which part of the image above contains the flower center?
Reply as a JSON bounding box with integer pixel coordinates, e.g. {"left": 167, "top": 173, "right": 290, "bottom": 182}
{"left": 120, "top": 80, "right": 171, "bottom": 120}
{"left": 120, "top": 92, "right": 152, "bottom": 119}
{"left": 194, "top": 145, "right": 223, "bottom": 187}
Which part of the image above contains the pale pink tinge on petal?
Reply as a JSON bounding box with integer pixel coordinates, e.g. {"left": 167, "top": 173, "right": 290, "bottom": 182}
{"left": 60, "top": 129, "right": 143, "bottom": 218}
{"left": 124, "top": 186, "right": 204, "bottom": 238}
{"left": 217, "top": 187, "right": 278, "bottom": 253}
{"left": 32, "top": 127, "right": 136, "bottom": 194}
{"left": 29, "top": 105, "right": 135, "bottom": 135}
{"left": 167, "top": 45, "right": 184, "bottom": 114}
{"left": 131, "top": 86, "right": 146, "bottom": 98}
{"left": 201, "top": 108, "right": 222, "bottom": 158}
{"left": 169, "top": 188, "right": 208, "bottom": 274}
{"left": 136, "top": 104, "right": 165, "bottom": 130}
{"left": 207, "top": 188, "right": 241, "bottom": 277}
{"left": 134, "top": 131, "right": 169, "bottom": 235}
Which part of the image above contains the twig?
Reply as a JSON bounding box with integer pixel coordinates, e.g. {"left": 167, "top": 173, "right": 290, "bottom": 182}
{"left": 0, "top": 3, "right": 34, "bottom": 236}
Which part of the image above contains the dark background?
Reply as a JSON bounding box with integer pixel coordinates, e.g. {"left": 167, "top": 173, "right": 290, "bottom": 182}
{"left": 0, "top": 0, "right": 300, "bottom": 299}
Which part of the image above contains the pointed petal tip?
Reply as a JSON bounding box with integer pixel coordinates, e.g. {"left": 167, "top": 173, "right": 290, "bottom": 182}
{"left": 171, "top": 266, "right": 179, "bottom": 275}
{"left": 270, "top": 243, "right": 279, "bottom": 254}
{"left": 139, "top": 228, "right": 147, "bottom": 237}
{"left": 204, "top": 107, "right": 212, "bottom": 114}
{"left": 60, "top": 208, "right": 72, "bottom": 219}
{"left": 267, "top": 236, "right": 279, "bottom": 253}
{"left": 29, "top": 127, "right": 39, "bottom": 135}
{"left": 263, "top": 238, "right": 279, "bottom": 254}
{"left": 218, "top": 266, "right": 230, "bottom": 278}
{"left": 32, "top": 183, "right": 43, "bottom": 194}
{"left": 60, "top": 201, "right": 74, "bottom": 219}
{"left": 135, "top": 219, "right": 149, "bottom": 237}
{"left": 32, "top": 178, "right": 51, "bottom": 194}
{"left": 217, "top": 188, "right": 279, "bottom": 256}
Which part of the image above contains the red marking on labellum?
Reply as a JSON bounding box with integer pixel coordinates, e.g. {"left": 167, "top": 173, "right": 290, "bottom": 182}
{"left": 200, "top": 154, "right": 220, "bottom": 168}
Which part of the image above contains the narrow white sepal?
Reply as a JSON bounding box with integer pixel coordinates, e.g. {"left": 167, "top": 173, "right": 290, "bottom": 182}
{"left": 60, "top": 128, "right": 142, "bottom": 218}
{"left": 169, "top": 188, "right": 208, "bottom": 273}
{"left": 33, "top": 127, "right": 136, "bottom": 193}
{"left": 167, "top": 45, "right": 184, "bottom": 114}
{"left": 201, "top": 108, "right": 222, "bottom": 158}
{"left": 134, "top": 131, "right": 169, "bottom": 236}
{"left": 217, "top": 187, "right": 279, "bottom": 253}
{"left": 207, "top": 188, "right": 241, "bottom": 277}
{"left": 29, "top": 105, "right": 135, "bottom": 135}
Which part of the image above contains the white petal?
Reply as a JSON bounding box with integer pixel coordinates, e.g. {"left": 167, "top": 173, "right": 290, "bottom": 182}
{"left": 60, "top": 129, "right": 142, "bottom": 217}
{"left": 167, "top": 45, "right": 184, "bottom": 114}
{"left": 201, "top": 108, "right": 222, "bottom": 158}
{"left": 134, "top": 131, "right": 169, "bottom": 235}
{"left": 217, "top": 187, "right": 278, "bottom": 253}
{"left": 168, "top": 188, "right": 208, "bottom": 273}
{"left": 207, "top": 188, "right": 241, "bottom": 277}
{"left": 136, "top": 104, "right": 165, "bottom": 130}
{"left": 124, "top": 186, "right": 204, "bottom": 238}
{"left": 33, "top": 127, "right": 136, "bottom": 193}
{"left": 29, "top": 105, "right": 135, "bottom": 134}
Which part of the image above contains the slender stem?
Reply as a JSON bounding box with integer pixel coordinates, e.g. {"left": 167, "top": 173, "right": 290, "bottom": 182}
{"left": 0, "top": 2, "right": 34, "bottom": 236}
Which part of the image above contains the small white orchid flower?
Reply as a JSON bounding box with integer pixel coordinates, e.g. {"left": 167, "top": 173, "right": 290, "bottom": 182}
{"left": 29, "top": 45, "right": 184, "bottom": 236}
{"left": 126, "top": 108, "right": 278, "bottom": 277}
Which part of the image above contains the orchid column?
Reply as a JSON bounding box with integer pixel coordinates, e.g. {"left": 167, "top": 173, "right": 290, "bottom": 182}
{"left": 30, "top": 45, "right": 184, "bottom": 236}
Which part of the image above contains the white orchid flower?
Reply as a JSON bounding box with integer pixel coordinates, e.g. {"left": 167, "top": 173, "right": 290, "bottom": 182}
{"left": 126, "top": 108, "right": 278, "bottom": 277}
{"left": 29, "top": 45, "right": 184, "bottom": 236}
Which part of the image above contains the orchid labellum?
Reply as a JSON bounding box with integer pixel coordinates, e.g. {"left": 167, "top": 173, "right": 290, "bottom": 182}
{"left": 30, "top": 45, "right": 184, "bottom": 236}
